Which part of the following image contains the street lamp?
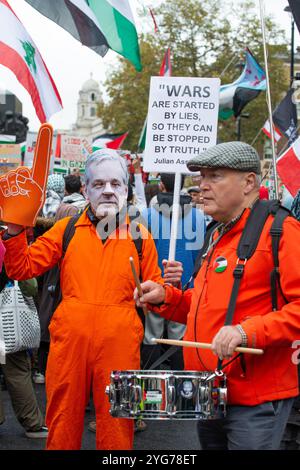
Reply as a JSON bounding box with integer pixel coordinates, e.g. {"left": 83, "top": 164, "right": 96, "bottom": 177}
{"left": 284, "top": 5, "right": 295, "bottom": 85}
{"left": 236, "top": 113, "right": 250, "bottom": 141}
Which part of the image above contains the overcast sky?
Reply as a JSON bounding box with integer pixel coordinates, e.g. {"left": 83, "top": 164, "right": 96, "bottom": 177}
{"left": 0, "top": 0, "right": 297, "bottom": 133}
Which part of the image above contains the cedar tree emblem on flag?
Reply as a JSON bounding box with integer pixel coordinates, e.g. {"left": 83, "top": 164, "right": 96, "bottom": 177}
{"left": 21, "top": 40, "right": 37, "bottom": 73}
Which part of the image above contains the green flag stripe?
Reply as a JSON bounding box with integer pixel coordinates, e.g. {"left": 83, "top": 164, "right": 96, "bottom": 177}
{"left": 88, "top": 0, "right": 141, "bottom": 71}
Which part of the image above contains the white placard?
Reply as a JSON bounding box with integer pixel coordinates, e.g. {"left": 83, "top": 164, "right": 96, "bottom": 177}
{"left": 143, "top": 77, "right": 220, "bottom": 173}
{"left": 61, "top": 135, "right": 92, "bottom": 162}
{"left": 24, "top": 131, "right": 57, "bottom": 173}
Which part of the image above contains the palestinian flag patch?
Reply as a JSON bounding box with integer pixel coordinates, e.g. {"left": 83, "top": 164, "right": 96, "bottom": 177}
{"left": 213, "top": 256, "right": 228, "bottom": 273}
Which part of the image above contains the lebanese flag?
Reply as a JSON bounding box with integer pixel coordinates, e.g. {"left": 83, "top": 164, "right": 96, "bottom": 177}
{"left": 277, "top": 136, "right": 300, "bottom": 196}
{"left": 0, "top": 0, "right": 62, "bottom": 123}
{"left": 262, "top": 120, "right": 282, "bottom": 142}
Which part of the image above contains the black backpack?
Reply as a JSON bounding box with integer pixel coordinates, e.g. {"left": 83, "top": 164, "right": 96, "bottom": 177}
{"left": 190, "top": 199, "right": 293, "bottom": 371}
{"left": 192, "top": 199, "right": 291, "bottom": 312}
{"left": 46, "top": 213, "right": 144, "bottom": 323}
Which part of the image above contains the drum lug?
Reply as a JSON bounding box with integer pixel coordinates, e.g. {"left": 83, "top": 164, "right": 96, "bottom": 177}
{"left": 199, "top": 385, "right": 208, "bottom": 402}
{"left": 167, "top": 385, "right": 176, "bottom": 405}
{"left": 129, "top": 384, "right": 142, "bottom": 404}
{"left": 105, "top": 385, "right": 115, "bottom": 403}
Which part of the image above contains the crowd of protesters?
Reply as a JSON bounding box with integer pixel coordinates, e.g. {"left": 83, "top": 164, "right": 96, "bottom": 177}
{"left": 0, "top": 145, "right": 299, "bottom": 450}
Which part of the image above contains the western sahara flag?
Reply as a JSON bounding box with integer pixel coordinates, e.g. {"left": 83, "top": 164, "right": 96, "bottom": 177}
{"left": 277, "top": 136, "right": 300, "bottom": 197}
{"left": 262, "top": 88, "right": 298, "bottom": 145}
{"left": 219, "top": 49, "right": 266, "bottom": 120}
{"left": 138, "top": 48, "right": 172, "bottom": 151}
{"left": 25, "top": 0, "right": 142, "bottom": 71}
{"left": 0, "top": 0, "right": 62, "bottom": 123}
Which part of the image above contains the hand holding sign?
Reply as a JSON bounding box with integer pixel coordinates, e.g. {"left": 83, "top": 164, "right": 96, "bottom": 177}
{"left": 0, "top": 124, "right": 53, "bottom": 227}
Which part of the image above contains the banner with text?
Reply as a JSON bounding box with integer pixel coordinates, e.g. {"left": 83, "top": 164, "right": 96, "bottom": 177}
{"left": 0, "top": 143, "right": 22, "bottom": 175}
{"left": 57, "top": 135, "right": 92, "bottom": 173}
{"left": 143, "top": 76, "right": 220, "bottom": 173}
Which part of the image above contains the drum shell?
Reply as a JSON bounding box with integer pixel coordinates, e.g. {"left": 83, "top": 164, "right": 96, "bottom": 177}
{"left": 106, "top": 370, "right": 227, "bottom": 420}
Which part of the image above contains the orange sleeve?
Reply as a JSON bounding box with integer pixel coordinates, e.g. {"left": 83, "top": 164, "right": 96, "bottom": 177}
{"left": 139, "top": 225, "right": 192, "bottom": 325}
{"left": 2, "top": 218, "right": 70, "bottom": 281}
{"left": 139, "top": 226, "right": 163, "bottom": 285}
{"left": 241, "top": 217, "right": 300, "bottom": 349}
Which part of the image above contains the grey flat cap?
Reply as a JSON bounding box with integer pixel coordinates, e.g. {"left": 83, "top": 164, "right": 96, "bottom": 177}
{"left": 187, "top": 141, "right": 261, "bottom": 174}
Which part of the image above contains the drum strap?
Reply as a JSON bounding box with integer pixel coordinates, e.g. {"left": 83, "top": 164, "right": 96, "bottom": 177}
{"left": 148, "top": 345, "right": 180, "bottom": 370}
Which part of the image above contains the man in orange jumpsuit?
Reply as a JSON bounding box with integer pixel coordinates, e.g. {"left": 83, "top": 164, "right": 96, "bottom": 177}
{"left": 1, "top": 149, "right": 175, "bottom": 450}
{"left": 135, "top": 141, "right": 300, "bottom": 450}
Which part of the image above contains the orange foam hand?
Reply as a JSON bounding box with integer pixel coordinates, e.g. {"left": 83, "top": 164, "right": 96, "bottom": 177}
{"left": 0, "top": 124, "right": 53, "bottom": 226}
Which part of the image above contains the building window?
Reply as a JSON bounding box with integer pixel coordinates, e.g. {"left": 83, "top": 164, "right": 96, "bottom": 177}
{"left": 90, "top": 107, "right": 96, "bottom": 117}
{"left": 91, "top": 93, "right": 95, "bottom": 101}
{"left": 81, "top": 105, "right": 85, "bottom": 117}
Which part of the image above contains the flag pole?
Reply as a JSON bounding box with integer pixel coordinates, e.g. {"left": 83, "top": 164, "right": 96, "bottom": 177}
{"left": 259, "top": 0, "right": 279, "bottom": 199}
{"left": 168, "top": 172, "right": 181, "bottom": 261}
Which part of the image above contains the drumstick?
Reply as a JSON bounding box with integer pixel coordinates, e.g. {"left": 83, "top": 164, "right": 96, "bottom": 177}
{"left": 152, "top": 338, "right": 264, "bottom": 355}
{"left": 130, "top": 257, "right": 148, "bottom": 316}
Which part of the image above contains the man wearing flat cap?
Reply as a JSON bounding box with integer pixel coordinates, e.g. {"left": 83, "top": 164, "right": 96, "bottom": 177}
{"left": 135, "top": 141, "right": 300, "bottom": 450}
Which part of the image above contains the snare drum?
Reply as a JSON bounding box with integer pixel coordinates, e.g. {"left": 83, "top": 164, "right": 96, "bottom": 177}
{"left": 106, "top": 370, "right": 227, "bottom": 420}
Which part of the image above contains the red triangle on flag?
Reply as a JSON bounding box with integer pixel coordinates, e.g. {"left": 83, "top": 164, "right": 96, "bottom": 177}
{"left": 106, "top": 132, "right": 128, "bottom": 149}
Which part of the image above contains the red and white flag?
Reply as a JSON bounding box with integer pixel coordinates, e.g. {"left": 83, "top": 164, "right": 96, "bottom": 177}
{"left": 159, "top": 48, "right": 172, "bottom": 77}
{"left": 277, "top": 136, "right": 300, "bottom": 196}
{"left": 262, "top": 119, "right": 282, "bottom": 142}
{"left": 0, "top": 0, "right": 62, "bottom": 123}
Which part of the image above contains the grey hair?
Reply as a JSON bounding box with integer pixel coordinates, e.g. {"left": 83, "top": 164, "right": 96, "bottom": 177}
{"left": 255, "top": 174, "right": 262, "bottom": 188}
{"left": 84, "top": 149, "right": 129, "bottom": 185}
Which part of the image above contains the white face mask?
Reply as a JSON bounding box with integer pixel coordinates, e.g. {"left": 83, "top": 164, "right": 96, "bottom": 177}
{"left": 83, "top": 160, "right": 128, "bottom": 220}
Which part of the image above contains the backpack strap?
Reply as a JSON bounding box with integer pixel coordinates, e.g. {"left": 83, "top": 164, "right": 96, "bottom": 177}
{"left": 191, "top": 219, "right": 219, "bottom": 281}
{"left": 270, "top": 206, "right": 290, "bottom": 310}
{"left": 62, "top": 213, "right": 82, "bottom": 257}
{"left": 52, "top": 213, "right": 81, "bottom": 310}
{"left": 130, "top": 222, "right": 143, "bottom": 264}
{"left": 217, "top": 199, "right": 278, "bottom": 370}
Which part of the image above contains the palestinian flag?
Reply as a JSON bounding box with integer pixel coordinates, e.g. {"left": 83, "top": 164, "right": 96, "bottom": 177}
{"left": 25, "top": 0, "right": 142, "bottom": 71}
{"left": 213, "top": 257, "right": 228, "bottom": 273}
{"left": 0, "top": 134, "right": 16, "bottom": 143}
{"left": 219, "top": 49, "right": 266, "bottom": 120}
{"left": 92, "top": 132, "right": 128, "bottom": 151}
{"left": 138, "top": 48, "right": 172, "bottom": 151}
{"left": 0, "top": 0, "right": 62, "bottom": 123}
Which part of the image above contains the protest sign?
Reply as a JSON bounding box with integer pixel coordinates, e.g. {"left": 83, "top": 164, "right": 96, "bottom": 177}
{"left": 53, "top": 135, "right": 92, "bottom": 174}
{"left": 143, "top": 76, "right": 220, "bottom": 173}
{"left": 0, "top": 143, "right": 21, "bottom": 175}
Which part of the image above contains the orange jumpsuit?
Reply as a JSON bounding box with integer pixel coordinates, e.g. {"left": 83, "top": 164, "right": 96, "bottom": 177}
{"left": 3, "top": 211, "right": 162, "bottom": 450}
